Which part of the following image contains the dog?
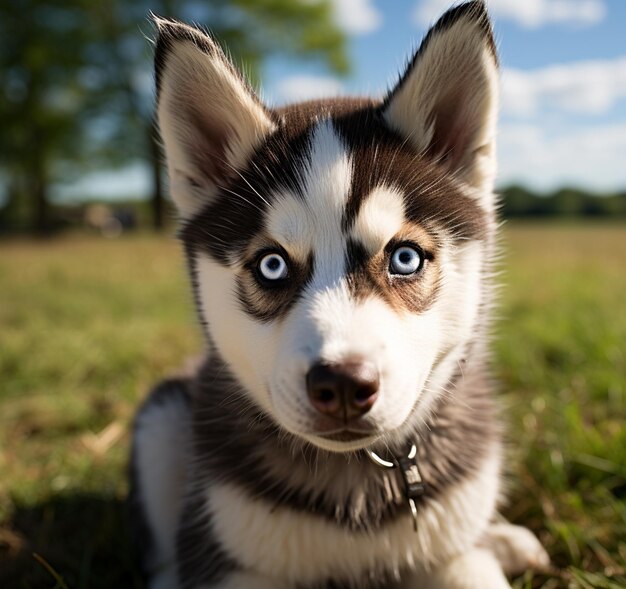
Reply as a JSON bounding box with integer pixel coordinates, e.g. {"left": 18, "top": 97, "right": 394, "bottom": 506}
{"left": 129, "top": 2, "right": 550, "bottom": 587}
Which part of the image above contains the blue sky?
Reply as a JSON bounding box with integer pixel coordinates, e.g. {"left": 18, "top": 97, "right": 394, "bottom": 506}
{"left": 71, "top": 0, "right": 626, "bottom": 200}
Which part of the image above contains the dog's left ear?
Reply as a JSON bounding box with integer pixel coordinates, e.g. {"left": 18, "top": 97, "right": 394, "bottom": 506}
{"left": 383, "top": 1, "right": 499, "bottom": 202}
{"left": 153, "top": 17, "right": 276, "bottom": 219}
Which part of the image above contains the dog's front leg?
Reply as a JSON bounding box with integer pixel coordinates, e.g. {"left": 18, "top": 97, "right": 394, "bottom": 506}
{"left": 403, "top": 549, "right": 511, "bottom": 589}
{"left": 478, "top": 521, "right": 550, "bottom": 576}
{"left": 175, "top": 494, "right": 292, "bottom": 589}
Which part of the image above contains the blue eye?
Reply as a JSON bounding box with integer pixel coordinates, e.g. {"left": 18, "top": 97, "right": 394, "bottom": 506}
{"left": 389, "top": 245, "right": 423, "bottom": 276}
{"left": 258, "top": 252, "right": 288, "bottom": 281}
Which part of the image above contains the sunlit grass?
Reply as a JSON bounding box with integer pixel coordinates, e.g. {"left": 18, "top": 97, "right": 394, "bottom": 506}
{"left": 1, "top": 224, "right": 624, "bottom": 588}
{"left": 496, "top": 223, "right": 626, "bottom": 588}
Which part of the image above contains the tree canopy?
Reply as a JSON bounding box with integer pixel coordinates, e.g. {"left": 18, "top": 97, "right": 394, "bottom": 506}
{"left": 0, "top": 0, "right": 349, "bottom": 233}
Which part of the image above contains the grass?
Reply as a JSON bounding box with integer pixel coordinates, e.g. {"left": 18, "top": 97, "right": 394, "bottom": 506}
{"left": 0, "top": 223, "right": 625, "bottom": 588}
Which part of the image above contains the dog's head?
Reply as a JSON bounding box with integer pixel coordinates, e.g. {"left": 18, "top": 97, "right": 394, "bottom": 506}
{"left": 155, "top": 1, "right": 499, "bottom": 452}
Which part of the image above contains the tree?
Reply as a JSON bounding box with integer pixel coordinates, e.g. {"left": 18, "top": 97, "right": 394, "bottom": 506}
{"left": 0, "top": 0, "right": 349, "bottom": 233}
{"left": 0, "top": 1, "right": 130, "bottom": 233}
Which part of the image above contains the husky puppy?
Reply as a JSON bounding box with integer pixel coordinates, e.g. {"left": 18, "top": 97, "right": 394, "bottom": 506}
{"left": 130, "top": 2, "right": 549, "bottom": 588}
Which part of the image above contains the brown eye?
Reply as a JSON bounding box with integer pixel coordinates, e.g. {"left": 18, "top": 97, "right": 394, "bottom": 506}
{"left": 258, "top": 252, "right": 288, "bottom": 281}
{"left": 389, "top": 245, "right": 423, "bottom": 276}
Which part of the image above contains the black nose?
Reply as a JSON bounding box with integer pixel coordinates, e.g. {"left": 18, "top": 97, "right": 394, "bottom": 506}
{"left": 306, "top": 361, "right": 379, "bottom": 421}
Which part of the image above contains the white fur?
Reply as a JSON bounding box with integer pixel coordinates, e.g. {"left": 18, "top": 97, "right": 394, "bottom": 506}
{"left": 266, "top": 119, "right": 353, "bottom": 266}
{"left": 350, "top": 186, "right": 407, "bottom": 254}
{"left": 134, "top": 392, "right": 190, "bottom": 578}
{"left": 411, "top": 548, "right": 511, "bottom": 589}
{"left": 196, "top": 255, "right": 277, "bottom": 417}
{"left": 276, "top": 290, "right": 444, "bottom": 451}
{"left": 207, "top": 450, "right": 501, "bottom": 586}
{"left": 478, "top": 523, "right": 550, "bottom": 576}
{"left": 412, "top": 239, "right": 488, "bottom": 422}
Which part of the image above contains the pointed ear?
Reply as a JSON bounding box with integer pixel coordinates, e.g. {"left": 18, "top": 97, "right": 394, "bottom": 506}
{"left": 154, "top": 17, "right": 276, "bottom": 219}
{"left": 383, "top": 1, "right": 499, "bottom": 202}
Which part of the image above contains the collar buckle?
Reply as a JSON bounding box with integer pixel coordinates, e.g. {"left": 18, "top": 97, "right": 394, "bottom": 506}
{"left": 367, "top": 443, "right": 426, "bottom": 532}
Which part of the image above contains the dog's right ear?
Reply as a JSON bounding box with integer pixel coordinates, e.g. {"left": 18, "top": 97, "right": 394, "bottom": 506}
{"left": 382, "top": 1, "right": 498, "bottom": 203}
{"left": 154, "top": 17, "right": 276, "bottom": 219}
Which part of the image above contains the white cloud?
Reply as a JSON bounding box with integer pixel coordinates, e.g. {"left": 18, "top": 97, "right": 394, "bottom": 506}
{"left": 499, "top": 56, "right": 626, "bottom": 189}
{"left": 414, "top": 0, "right": 606, "bottom": 29}
{"left": 331, "top": 0, "right": 382, "bottom": 34}
{"left": 502, "top": 57, "right": 626, "bottom": 116}
{"left": 274, "top": 75, "right": 345, "bottom": 103}
{"left": 498, "top": 123, "right": 626, "bottom": 190}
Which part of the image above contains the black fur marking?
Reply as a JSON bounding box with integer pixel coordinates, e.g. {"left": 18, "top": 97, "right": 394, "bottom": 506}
{"left": 334, "top": 108, "right": 489, "bottom": 241}
{"left": 344, "top": 237, "right": 440, "bottom": 313}
{"left": 382, "top": 0, "right": 497, "bottom": 112}
{"left": 344, "top": 238, "right": 385, "bottom": 302}
{"left": 345, "top": 238, "right": 370, "bottom": 277}
{"left": 179, "top": 115, "right": 315, "bottom": 266}
{"left": 181, "top": 98, "right": 487, "bottom": 283}
{"left": 301, "top": 572, "right": 398, "bottom": 589}
{"left": 176, "top": 492, "right": 238, "bottom": 589}
{"left": 181, "top": 241, "right": 212, "bottom": 340}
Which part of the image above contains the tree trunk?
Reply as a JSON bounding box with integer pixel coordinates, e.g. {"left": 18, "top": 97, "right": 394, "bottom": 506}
{"left": 149, "top": 127, "right": 165, "bottom": 231}
{"left": 0, "top": 177, "right": 19, "bottom": 233}
{"left": 32, "top": 157, "right": 50, "bottom": 235}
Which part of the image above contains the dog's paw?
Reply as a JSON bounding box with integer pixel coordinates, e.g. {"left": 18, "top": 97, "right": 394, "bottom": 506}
{"left": 478, "top": 522, "right": 550, "bottom": 576}
{"left": 411, "top": 548, "right": 512, "bottom": 589}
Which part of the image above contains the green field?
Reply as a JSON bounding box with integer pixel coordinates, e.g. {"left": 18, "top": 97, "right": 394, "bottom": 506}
{"left": 1, "top": 224, "right": 625, "bottom": 588}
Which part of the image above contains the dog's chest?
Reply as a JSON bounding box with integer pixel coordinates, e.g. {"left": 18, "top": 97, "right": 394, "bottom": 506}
{"left": 206, "top": 453, "right": 499, "bottom": 586}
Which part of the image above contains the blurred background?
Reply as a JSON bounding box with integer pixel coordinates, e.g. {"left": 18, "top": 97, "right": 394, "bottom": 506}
{"left": 0, "top": 1, "right": 624, "bottom": 588}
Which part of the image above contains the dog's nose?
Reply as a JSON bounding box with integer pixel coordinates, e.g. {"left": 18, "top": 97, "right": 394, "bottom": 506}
{"left": 306, "top": 362, "right": 379, "bottom": 421}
